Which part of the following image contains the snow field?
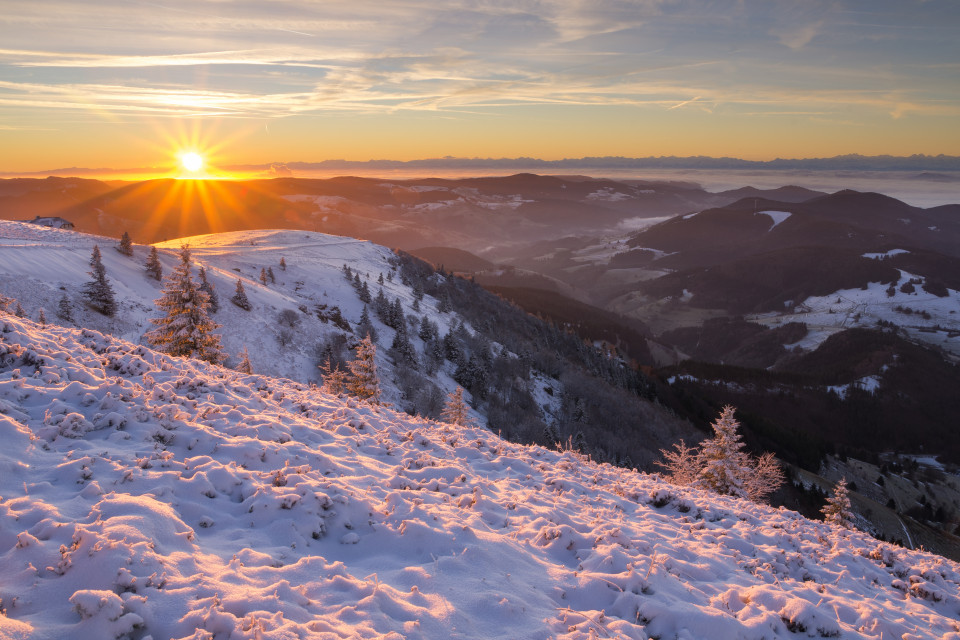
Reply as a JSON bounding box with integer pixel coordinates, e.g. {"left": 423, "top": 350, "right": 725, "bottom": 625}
{"left": 0, "top": 222, "right": 474, "bottom": 410}
{"left": 754, "top": 269, "right": 960, "bottom": 356}
{"left": 2, "top": 316, "right": 960, "bottom": 639}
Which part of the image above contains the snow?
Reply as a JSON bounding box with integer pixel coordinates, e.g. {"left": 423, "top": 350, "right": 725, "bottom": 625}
{"left": 752, "top": 271, "right": 960, "bottom": 356}
{"left": 827, "top": 375, "right": 882, "bottom": 399}
{"left": 0, "top": 221, "right": 472, "bottom": 409}
{"left": 1, "top": 314, "right": 960, "bottom": 638}
{"left": 585, "top": 188, "right": 630, "bottom": 202}
{"left": 755, "top": 210, "right": 791, "bottom": 230}
{"left": 863, "top": 249, "right": 910, "bottom": 260}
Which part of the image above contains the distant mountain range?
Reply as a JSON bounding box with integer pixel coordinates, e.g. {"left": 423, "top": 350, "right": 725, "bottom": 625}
{"left": 5, "top": 153, "right": 960, "bottom": 177}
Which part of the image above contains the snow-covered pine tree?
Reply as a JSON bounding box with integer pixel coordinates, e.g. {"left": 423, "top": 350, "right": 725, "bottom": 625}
{"left": 279, "top": 257, "right": 286, "bottom": 271}
{"left": 267, "top": 267, "right": 276, "bottom": 284}
{"left": 145, "top": 246, "right": 163, "bottom": 281}
{"left": 259, "top": 268, "right": 268, "bottom": 286}
{"left": 319, "top": 356, "right": 349, "bottom": 395}
{"left": 822, "top": 478, "right": 855, "bottom": 529}
{"left": 236, "top": 346, "right": 253, "bottom": 374}
{"left": 57, "top": 294, "right": 73, "bottom": 323}
{"left": 117, "top": 231, "right": 134, "bottom": 256}
{"left": 197, "top": 266, "right": 219, "bottom": 313}
{"left": 390, "top": 320, "right": 418, "bottom": 369}
{"left": 145, "top": 245, "right": 225, "bottom": 364}
{"left": 359, "top": 281, "right": 371, "bottom": 303}
{"left": 696, "top": 405, "right": 748, "bottom": 499}
{"left": 82, "top": 245, "right": 117, "bottom": 316}
{"left": 356, "top": 305, "right": 377, "bottom": 342}
{"left": 14, "top": 301, "right": 25, "bottom": 318}
{"left": 440, "top": 386, "right": 472, "bottom": 426}
{"left": 656, "top": 439, "right": 701, "bottom": 486}
{"left": 38, "top": 308, "right": 46, "bottom": 325}
{"left": 231, "top": 279, "right": 251, "bottom": 310}
{"left": 347, "top": 335, "right": 380, "bottom": 403}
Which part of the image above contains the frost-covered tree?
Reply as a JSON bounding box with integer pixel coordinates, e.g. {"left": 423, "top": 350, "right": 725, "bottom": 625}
{"left": 356, "top": 305, "right": 377, "bottom": 342}
{"left": 348, "top": 335, "right": 379, "bottom": 403}
{"left": 697, "top": 405, "right": 748, "bottom": 498}
{"left": 259, "top": 268, "right": 268, "bottom": 286}
{"left": 82, "top": 245, "right": 117, "bottom": 316}
{"left": 231, "top": 279, "right": 251, "bottom": 310}
{"left": 235, "top": 346, "right": 253, "bottom": 374}
{"left": 267, "top": 267, "right": 276, "bottom": 284}
{"left": 57, "top": 294, "right": 73, "bottom": 323}
{"left": 13, "top": 301, "right": 25, "bottom": 318}
{"left": 657, "top": 405, "right": 783, "bottom": 503}
{"left": 145, "top": 246, "right": 163, "bottom": 281}
{"left": 145, "top": 245, "right": 225, "bottom": 364}
{"left": 38, "top": 308, "right": 46, "bottom": 326}
{"left": 117, "top": 231, "right": 134, "bottom": 257}
{"left": 358, "top": 281, "right": 372, "bottom": 304}
{"left": 279, "top": 257, "right": 286, "bottom": 271}
{"left": 656, "top": 439, "right": 701, "bottom": 486}
{"left": 440, "top": 386, "right": 472, "bottom": 425}
{"left": 198, "top": 266, "right": 219, "bottom": 313}
{"left": 822, "top": 478, "right": 855, "bottom": 529}
{"left": 319, "top": 356, "right": 349, "bottom": 395}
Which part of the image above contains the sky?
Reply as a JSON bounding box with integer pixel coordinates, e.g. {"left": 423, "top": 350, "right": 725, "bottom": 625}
{"left": 0, "top": 0, "right": 958, "bottom": 176}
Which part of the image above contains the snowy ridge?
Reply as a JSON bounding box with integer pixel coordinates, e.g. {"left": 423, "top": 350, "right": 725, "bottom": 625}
{"left": 2, "top": 315, "right": 960, "bottom": 639}
{"left": 0, "top": 222, "right": 461, "bottom": 406}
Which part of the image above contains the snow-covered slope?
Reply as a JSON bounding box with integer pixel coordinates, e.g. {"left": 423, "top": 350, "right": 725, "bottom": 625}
{"left": 0, "top": 221, "right": 458, "bottom": 406}
{"left": 749, "top": 270, "right": 960, "bottom": 356}
{"left": 2, "top": 315, "right": 960, "bottom": 639}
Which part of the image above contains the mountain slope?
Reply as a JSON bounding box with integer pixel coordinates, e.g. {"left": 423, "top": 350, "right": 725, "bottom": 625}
{"left": 2, "top": 314, "right": 960, "bottom": 639}
{"left": 0, "top": 221, "right": 692, "bottom": 469}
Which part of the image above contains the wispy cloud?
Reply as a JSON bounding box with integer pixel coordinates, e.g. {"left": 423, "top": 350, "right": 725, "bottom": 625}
{"left": 1, "top": 0, "right": 958, "bottom": 163}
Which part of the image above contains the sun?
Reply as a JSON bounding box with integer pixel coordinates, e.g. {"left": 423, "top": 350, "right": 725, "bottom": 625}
{"left": 180, "top": 152, "right": 204, "bottom": 173}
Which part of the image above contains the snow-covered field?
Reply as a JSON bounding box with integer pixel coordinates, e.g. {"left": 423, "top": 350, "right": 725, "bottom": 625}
{"left": 751, "top": 271, "right": 960, "bottom": 357}
{"left": 0, "top": 221, "right": 471, "bottom": 408}
{"left": 2, "top": 315, "right": 960, "bottom": 639}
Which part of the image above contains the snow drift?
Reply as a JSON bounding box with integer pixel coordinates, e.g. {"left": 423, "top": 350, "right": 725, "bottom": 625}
{"left": 1, "top": 314, "right": 960, "bottom": 639}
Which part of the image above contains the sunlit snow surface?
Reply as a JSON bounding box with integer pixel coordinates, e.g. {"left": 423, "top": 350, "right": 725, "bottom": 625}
{"left": 2, "top": 316, "right": 960, "bottom": 639}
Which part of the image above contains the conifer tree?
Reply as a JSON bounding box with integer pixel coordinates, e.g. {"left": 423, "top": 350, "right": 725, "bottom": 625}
{"left": 198, "top": 266, "right": 219, "bottom": 313}
{"left": 236, "top": 346, "right": 253, "bottom": 374}
{"left": 279, "top": 257, "right": 286, "bottom": 271}
{"left": 440, "top": 386, "right": 472, "bottom": 425}
{"left": 356, "top": 305, "right": 377, "bottom": 342}
{"left": 657, "top": 404, "right": 783, "bottom": 503}
{"left": 259, "top": 268, "right": 268, "bottom": 286}
{"left": 347, "top": 335, "right": 380, "bottom": 403}
{"left": 145, "top": 245, "right": 225, "bottom": 364}
{"left": 57, "top": 294, "right": 73, "bottom": 323}
{"left": 822, "top": 478, "right": 855, "bottom": 529}
{"left": 38, "top": 308, "right": 46, "bottom": 326}
{"left": 697, "top": 405, "right": 748, "bottom": 498}
{"left": 145, "top": 247, "right": 163, "bottom": 281}
{"left": 359, "top": 281, "right": 371, "bottom": 303}
{"left": 319, "top": 356, "right": 349, "bottom": 395}
{"left": 267, "top": 266, "right": 276, "bottom": 284}
{"left": 14, "top": 301, "right": 25, "bottom": 318}
{"left": 82, "top": 245, "right": 117, "bottom": 316}
{"left": 231, "top": 279, "right": 252, "bottom": 310}
{"left": 117, "top": 231, "right": 134, "bottom": 256}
